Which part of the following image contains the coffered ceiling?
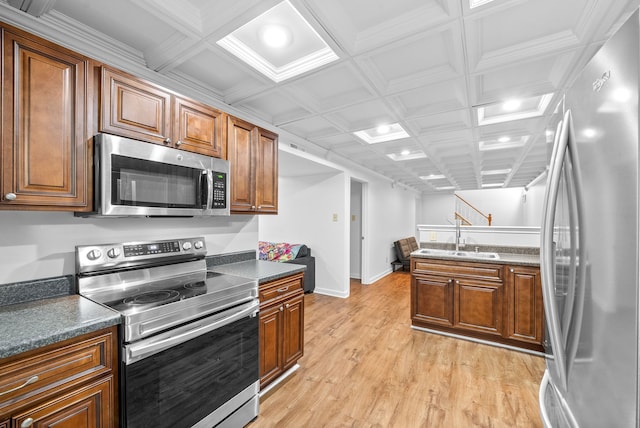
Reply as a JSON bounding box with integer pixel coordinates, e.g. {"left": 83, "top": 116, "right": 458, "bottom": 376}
{"left": 3, "top": 0, "right": 638, "bottom": 193}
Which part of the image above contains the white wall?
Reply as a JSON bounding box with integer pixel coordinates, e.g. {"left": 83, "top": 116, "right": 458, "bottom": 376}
{"left": 420, "top": 193, "right": 454, "bottom": 224}
{"left": 259, "top": 172, "right": 349, "bottom": 298}
{"left": 420, "top": 187, "right": 545, "bottom": 227}
{"left": 363, "top": 179, "right": 416, "bottom": 283}
{"left": 259, "top": 146, "right": 419, "bottom": 297}
{"left": 0, "top": 211, "right": 258, "bottom": 284}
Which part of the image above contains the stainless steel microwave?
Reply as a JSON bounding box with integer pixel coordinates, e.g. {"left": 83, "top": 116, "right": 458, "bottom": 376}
{"left": 76, "top": 134, "right": 229, "bottom": 217}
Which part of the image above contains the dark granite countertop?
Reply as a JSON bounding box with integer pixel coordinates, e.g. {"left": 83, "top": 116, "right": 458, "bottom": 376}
{"left": 0, "top": 250, "right": 303, "bottom": 361}
{"left": 0, "top": 295, "right": 121, "bottom": 360}
{"left": 208, "top": 259, "right": 306, "bottom": 283}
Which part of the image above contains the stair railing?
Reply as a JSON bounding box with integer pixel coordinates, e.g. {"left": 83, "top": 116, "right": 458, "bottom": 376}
{"left": 454, "top": 194, "right": 492, "bottom": 226}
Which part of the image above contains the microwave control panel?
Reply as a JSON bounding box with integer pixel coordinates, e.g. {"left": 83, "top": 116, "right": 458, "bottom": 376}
{"left": 212, "top": 172, "right": 227, "bottom": 208}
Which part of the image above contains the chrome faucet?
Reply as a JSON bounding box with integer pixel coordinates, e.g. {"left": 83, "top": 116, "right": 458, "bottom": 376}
{"left": 455, "top": 219, "right": 461, "bottom": 251}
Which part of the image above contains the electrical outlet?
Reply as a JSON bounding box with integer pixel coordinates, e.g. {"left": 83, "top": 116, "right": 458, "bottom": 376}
{"left": 332, "top": 213, "right": 338, "bottom": 222}
{"left": 429, "top": 232, "right": 437, "bottom": 241}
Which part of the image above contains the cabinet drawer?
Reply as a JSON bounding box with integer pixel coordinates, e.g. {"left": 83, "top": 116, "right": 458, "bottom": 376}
{"left": 0, "top": 327, "right": 116, "bottom": 417}
{"left": 259, "top": 273, "right": 304, "bottom": 306}
{"left": 412, "top": 258, "right": 503, "bottom": 281}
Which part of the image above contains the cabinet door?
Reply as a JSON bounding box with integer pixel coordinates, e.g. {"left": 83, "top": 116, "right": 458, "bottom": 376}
{"left": 174, "top": 96, "right": 225, "bottom": 158}
{"left": 411, "top": 275, "right": 454, "bottom": 327}
{"left": 282, "top": 291, "right": 304, "bottom": 370}
{"left": 0, "top": 419, "right": 8, "bottom": 428}
{"left": 1, "top": 31, "right": 88, "bottom": 210}
{"left": 100, "top": 67, "right": 171, "bottom": 145}
{"left": 227, "top": 116, "right": 255, "bottom": 212}
{"left": 505, "top": 266, "right": 544, "bottom": 345}
{"left": 255, "top": 127, "right": 278, "bottom": 213}
{"left": 454, "top": 279, "right": 503, "bottom": 336}
{"left": 259, "top": 304, "right": 283, "bottom": 387}
{"left": 12, "top": 376, "right": 114, "bottom": 428}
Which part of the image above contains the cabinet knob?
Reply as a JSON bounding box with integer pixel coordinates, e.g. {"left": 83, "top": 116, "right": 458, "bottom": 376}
{"left": 286, "top": 303, "right": 290, "bottom": 308}
{"left": 176, "top": 140, "right": 182, "bottom": 146}
{"left": 251, "top": 205, "right": 256, "bottom": 210}
{"left": 5, "top": 192, "right": 17, "bottom": 201}
{"left": 279, "top": 306, "right": 284, "bottom": 312}
{"left": 21, "top": 417, "right": 34, "bottom": 428}
{"left": 510, "top": 268, "right": 514, "bottom": 273}
{"left": 163, "top": 137, "right": 171, "bottom": 145}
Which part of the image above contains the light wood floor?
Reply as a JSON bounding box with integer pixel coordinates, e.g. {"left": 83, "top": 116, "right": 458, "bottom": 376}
{"left": 248, "top": 271, "right": 545, "bottom": 427}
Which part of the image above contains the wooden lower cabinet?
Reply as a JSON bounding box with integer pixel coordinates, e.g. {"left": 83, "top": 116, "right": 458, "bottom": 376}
{"left": 411, "top": 275, "right": 454, "bottom": 327}
{"left": 12, "top": 376, "right": 113, "bottom": 428}
{"left": 504, "top": 265, "right": 544, "bottom": 346}
{"left": 411, "top": 258, "right": 543, "bottom": 352}
{"left": 455, "top": 278, "right": 503, "bottom": 337}
{"left": 0, "top": 326, "right": 118, "bottom": 427}
{"left": 259, "top": 273, "right": 304, "bottom": 389}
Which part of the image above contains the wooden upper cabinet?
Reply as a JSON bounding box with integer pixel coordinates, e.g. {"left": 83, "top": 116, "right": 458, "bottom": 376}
{"left": 174, "top": 96, "right": 225, "bottom": 158}
{"left": 227, "top": 115, "right": 278, "bottom": 214}
{"left": 255, "top": 128, "right": 278, "bottom": 214}
{"left": 1, "top": 29, "right": 90, "bottom": 210}
{"left": 100, "top": 67, "right": 171, "bottom": 145}
{"left": 99, "top": 66, "right": 225, "bottom": 158}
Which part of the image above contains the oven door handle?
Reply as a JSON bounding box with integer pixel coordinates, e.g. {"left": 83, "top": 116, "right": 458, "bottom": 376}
{"left": 124, "top": 300, "right": 259, "bottom": 364}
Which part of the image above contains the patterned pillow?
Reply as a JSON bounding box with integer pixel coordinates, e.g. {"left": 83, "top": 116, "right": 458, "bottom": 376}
{"left": 258, "top": 241, "right": 303, "bottom": 261}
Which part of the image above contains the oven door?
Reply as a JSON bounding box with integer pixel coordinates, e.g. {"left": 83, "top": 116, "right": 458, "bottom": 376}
{"left": 121, "top": 300, "right": 259, "bottom": 428}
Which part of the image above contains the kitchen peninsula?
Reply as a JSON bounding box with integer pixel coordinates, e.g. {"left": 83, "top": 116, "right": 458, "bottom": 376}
{"left": 410, "top": 246, "right": 543, "bottom": 353}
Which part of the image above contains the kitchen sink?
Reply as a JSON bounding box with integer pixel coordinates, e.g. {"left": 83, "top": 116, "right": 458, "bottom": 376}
{"left": 413, "top": 248, "right": 500, "bottom": 260}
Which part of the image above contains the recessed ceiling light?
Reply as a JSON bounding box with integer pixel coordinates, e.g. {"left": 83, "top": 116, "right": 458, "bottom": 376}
{"left": 482, "top": 183, "right": 504, "bottom": 188}
{"left": 470, "top": 0, "right": 495, "bottom": 8}
{"left": 217, "top": 0, "right": 338, "bottom": 83}
{"left": 420, "top": 174, "right": 446, "bottom": 180}
{"left": 260, "top": 25, "right": 292, "bottom": 48}
{"left": 502, "top": 99, "right": 521, "bottom": 111}
{"left": 436, "top": 186, "right": 456, "bottom": 191}
{"left": 387, "top": 151, "right": 427, "bottom": 161}
{"left": 476, "top": 93, "right": 554, "bottom": 126}
{"left": 354, "top": 123, "right": 410, "bottom": 144}
{"left": 481, "top": 169, "right": 512, "bottom": 175}
{"left": 377, "top": 124, "right": 391, "bottom": 134}
{"left": 498, "top": 136, "right": 510, "bottom": 143}
{"left": 478, "top": 136, "right": 529, "bottom": 151}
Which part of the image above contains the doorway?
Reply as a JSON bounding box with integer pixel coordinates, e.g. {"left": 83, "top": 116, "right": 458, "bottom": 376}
{"left": 350, "top": 179, "right": 364, "bottom": 280}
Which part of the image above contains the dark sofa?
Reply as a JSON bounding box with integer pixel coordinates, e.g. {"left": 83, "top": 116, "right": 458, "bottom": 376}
{"left": 258, "top": 241, "right": 316, "bottom": 293}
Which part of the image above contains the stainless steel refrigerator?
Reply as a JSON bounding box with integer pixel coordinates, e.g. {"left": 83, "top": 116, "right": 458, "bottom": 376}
{"left": 539, "top": 9, "right": 639, "bottom": 428}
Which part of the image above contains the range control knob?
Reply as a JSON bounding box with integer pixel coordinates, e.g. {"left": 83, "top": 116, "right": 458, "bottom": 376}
{"left": 182, "top": 241, "right": 192, "bottom": 251}
{"left": 87, "top": 249, "right": 102, "bottom": 260}
{"left": 194, "top": 240, "right": 204, "bottom": 250}
{"left": 107, "top": 248, "right": 121, "bottom": 259}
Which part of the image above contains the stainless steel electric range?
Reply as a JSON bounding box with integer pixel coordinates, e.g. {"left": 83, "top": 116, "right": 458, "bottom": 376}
{"left": 76, "top": 237, "right": 259, "bottom": 428}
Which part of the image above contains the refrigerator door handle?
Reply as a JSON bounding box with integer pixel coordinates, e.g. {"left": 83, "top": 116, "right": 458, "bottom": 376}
{"left": 541, "top": 110, "right": 572, "bottom": 392}
{"left": 564, "top": 110, "right": 587, "bottom": 374}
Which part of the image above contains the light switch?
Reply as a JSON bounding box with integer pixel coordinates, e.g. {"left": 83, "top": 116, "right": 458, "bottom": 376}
{"left": 351, "top": 214, "right": 356, "bottom": 222}
{"left": 332, "top": 213, "right": 338, "bottom": 222}
{"left": 429, "top": 232, "right": 437, "bottom": 241}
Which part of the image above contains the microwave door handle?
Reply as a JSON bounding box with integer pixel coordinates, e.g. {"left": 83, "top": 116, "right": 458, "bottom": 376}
{"left": 201, "top": 170, "right": 213, "bottom": 209}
